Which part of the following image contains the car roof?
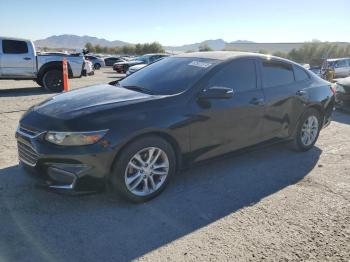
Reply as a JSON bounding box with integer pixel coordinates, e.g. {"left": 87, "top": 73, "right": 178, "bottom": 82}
{"left": 0, "top": 36, "right": 30, "bottom": 42}
{"left": 175, "top": 51, "right": 298, "bottom": 64}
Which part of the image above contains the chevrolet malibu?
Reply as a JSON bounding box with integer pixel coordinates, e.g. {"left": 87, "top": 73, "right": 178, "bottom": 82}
{"left": 16, "top": 52, "right": 335, "bottom": 202}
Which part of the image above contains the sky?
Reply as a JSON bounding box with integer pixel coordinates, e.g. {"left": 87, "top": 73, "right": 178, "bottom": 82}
{"left": 0, "top": 0, "right": 349, "bottom": 46}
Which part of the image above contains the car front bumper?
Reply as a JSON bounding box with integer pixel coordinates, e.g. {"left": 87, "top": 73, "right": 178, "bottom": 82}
{"left": 16, "top": 126, "right": 116, "bottom": 192}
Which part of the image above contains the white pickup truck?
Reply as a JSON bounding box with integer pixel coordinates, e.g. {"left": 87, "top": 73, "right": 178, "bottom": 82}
{"left": 0, "top": 37, "right": 85, "bottom": 92}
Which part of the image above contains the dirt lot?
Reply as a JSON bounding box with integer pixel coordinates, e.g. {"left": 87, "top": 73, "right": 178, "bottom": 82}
{"left": 0, "top": 68, "right": 349, "bottom": 262}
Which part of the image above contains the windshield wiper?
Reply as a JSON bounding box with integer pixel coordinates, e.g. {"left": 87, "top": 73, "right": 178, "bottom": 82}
{"left": 122, "top": 85, "right": 154, "bottom": 95}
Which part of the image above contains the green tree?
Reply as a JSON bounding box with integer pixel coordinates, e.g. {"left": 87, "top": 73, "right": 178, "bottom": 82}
{"left": 272, "top": 51, "right": 287, "bottom": 58}
{"left": 84, "top": 42, "right": 95, "bottom": 53}
{"left": 258, "top": 49, "right": 269, "bottom": 55}
{"left": 287, "top": 42, "right": 350, "bottom": 66}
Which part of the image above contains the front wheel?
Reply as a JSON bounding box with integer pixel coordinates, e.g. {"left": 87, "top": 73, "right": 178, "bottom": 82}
{"left": 42, "top": 69, "right": 63, "bottom": 92}
{"left": 107, "top": 136, "right": 176, "bottom": 202}
{"left": 291, "top": 108, "right": 321, "bottom": 151}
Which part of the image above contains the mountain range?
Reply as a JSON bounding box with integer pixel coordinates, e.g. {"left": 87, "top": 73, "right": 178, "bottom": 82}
{"left": 34, "top": 34, "right": 254, "bottom": 51}
{"left": 34, "top": 35, "right": 130, "bottom": 49}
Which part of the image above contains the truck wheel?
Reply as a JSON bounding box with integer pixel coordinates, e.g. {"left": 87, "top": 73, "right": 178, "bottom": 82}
{"left": 42, "top": 69, "right": 63, "bottom": 92}
{"left": 35, "top": 78, "right": 44, "bottom": 87}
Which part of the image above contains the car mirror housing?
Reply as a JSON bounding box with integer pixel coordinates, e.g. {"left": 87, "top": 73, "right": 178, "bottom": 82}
{"left": 199, "top": 86, "right": 234, "bottom": 99}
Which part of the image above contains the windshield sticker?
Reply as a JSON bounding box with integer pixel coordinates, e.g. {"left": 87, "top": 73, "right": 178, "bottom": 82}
{"left": 188, "top": 61, "right": 212, "bottom": 68}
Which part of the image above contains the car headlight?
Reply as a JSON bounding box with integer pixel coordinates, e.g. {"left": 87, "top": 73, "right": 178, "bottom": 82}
{"left": 45, "top": 130, "right": 108, "bottom": 146}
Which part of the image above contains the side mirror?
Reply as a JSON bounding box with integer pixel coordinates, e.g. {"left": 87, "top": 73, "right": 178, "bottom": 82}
{"left": 199, "top": 86, "right": 234, "bottom": 99}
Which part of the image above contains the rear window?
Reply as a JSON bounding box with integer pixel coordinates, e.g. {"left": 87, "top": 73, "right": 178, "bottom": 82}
{"left": 294, "top": 66, "right": 310, "bottom": 81}
{"left": 119, "top": 57, "right": 220, "bottom": 95}
{"left": 336, "top": 59, "right": 349, "bottom": 68}
{"left": 2, "top": 40, "right": 28, "bottom": 54}
{"left": 262, "top": 60, "right": 294, "bottom": 88}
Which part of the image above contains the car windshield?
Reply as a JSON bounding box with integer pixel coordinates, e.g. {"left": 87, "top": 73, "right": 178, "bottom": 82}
{"left": 118, "top": 57, "right": 219, "bottom": 95}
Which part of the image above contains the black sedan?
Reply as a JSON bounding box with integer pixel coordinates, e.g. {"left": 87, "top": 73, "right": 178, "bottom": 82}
{"left": 104, "top": 57, "right": 126, "bottom": 66}
{"left": 335, "top": 77, "right": 350, "bottom": 110}
{"left": 16, "top": 52, "right": 335, "bottom": 202}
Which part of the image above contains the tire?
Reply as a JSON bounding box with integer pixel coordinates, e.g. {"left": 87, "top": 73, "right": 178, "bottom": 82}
{"left": 291, "top": 108, "right": 321, "bottom": 152}
{"left": 35, "top": 77, "right": 44, "bottom": 87}
{"left": 107, "top": 136, "right": 176, "bottom": 203}
{"left": 94, "top": 63, "right": 101, "bottom": 70}
{"left": 42, "top": 69, "right": 63, "bottom": 92}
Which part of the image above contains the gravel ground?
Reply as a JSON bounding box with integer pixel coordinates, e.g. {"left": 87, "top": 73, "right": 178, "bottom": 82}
{"left": 0, "top": 68, "right": 349, "bottom": 262}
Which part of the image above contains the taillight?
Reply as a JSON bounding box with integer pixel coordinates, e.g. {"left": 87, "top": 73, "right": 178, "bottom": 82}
{"left": 330, "top": 83, "right": 337, "bottom": 94}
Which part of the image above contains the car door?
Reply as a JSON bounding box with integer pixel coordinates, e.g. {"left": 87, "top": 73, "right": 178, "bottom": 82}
{"left": 259, "top": 58, "right": 308, "bottom": 141}
{"left": 189, "top": 58, "right": 265, "bottom": 162}
{"left": 345, "top": 59, "right": 350, "bottom": 77}
{"left": 0, "top": 39, "right": 35, "bottom": 78}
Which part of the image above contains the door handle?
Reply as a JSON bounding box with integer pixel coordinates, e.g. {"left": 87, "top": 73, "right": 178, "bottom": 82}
{"left": 296, "top": 90, "right": 306, "bottom": 96}
{"left": 249, "top": 97, "right": 264, "bottom": 105}
{"left": 23, "top": 57, "right": 31, "bottom": 60}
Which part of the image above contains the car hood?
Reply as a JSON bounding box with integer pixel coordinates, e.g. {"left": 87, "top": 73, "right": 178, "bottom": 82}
{"left": 33, "top": 84, "right": 158, "bottom": 120}
{"left": 337, "top": 77, "right": 350, "bottom": 87}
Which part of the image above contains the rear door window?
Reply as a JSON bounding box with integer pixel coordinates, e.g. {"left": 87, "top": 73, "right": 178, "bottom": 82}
{"left": 2, "top": 40, "right": 28, "bottom": 54}
{"left": 262, "top": 60, "right": 294, "bottom": 88}
{"left": 336, "top": 60, "right": 349, "bottom": 68}
{"left": 207, "top": 59, "right": 257, "bottom": 92}
{"left": 294, "top": 66, "right": 310, "bottom": 81}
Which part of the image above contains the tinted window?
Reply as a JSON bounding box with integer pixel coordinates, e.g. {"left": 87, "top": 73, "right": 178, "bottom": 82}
{"left": 2, "top": 40, "right": 28, "bottom": 54}
{"left": 207, "top": 59, "right": 256, "bottom": 92}
{"left": 262, "top": 60, "right": 294, "bottom": 88}
{"left": 336, "top": 60, "right": 348, "bottom": 68}
{"left": 294, "top": 66, "right": 309, "bottom": 81}
{"left": 119, "top": 57, "right": 220, "bottom": 95}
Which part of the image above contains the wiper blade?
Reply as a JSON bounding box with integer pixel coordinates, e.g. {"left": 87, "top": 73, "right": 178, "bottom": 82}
{"left": 122, "top": 85, "right": 154, "bottom": 95}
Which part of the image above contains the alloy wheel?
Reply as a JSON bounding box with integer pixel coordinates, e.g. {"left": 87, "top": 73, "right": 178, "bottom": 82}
{"left": 301, "top": 116, "right": 319, "bottom": 146}
{"left": 124, "top": 147, "right": 169, "bottom": 196}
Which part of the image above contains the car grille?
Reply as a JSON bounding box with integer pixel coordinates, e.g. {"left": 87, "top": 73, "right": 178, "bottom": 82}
{"left": 18, "top": 140, "right": 39, "bottom": 167}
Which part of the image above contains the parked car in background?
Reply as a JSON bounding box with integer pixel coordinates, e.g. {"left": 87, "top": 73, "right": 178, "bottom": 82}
{"left": 113, "top": 53, "right": 169, "bottom": 73}
{"left": 17, "top": 52, "right": 335, "bottom": 202}
{"left": 126, "top": 56, "right": 168, "bottom": 75}
{"left": 309, "top": 66, "right": 321, "bottom": 77}
{"left": 321, "top": 58, "right": 350, "bottom": 78}
{"left": 335, "top": 77, "right": 350, "bottom": 110}
{"left": 85, "top": 55, "right": 105, "bottom": 69}
{"left": 0, "top": 36, "right": 84, "bottom": 92}
{"left": 126, "top": 64, "right": 146, "bottom": 75}
{"left": 104, "top": 56, "right": 126, "bottom": 66}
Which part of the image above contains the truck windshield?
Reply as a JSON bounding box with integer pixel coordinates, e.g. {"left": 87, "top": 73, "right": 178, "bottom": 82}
{"left": 118, "top": 57, "right": 219, "bottom": 95}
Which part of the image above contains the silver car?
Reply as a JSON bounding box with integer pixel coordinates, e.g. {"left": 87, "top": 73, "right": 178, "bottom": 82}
{"left": 85, "top": 55, "right": 105, "bottom": 69}
{"left": 126, "top": 64, "right": 147, "bottom": 75}
{"left": 322, "top": 58, "right": 350, "bottom": 78}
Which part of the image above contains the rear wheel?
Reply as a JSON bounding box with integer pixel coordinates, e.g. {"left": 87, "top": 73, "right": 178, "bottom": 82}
{"left": 107, "top": 136, "right": 176, "bottom": 202}
{"left": 42, "top": 69, "right": 63, "bottom": 92}
{"left": 291, "top": 108, "right": 321, "bottom": 151}
{"left": 35, "top": 77, "right": 43, "bottom": 87}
